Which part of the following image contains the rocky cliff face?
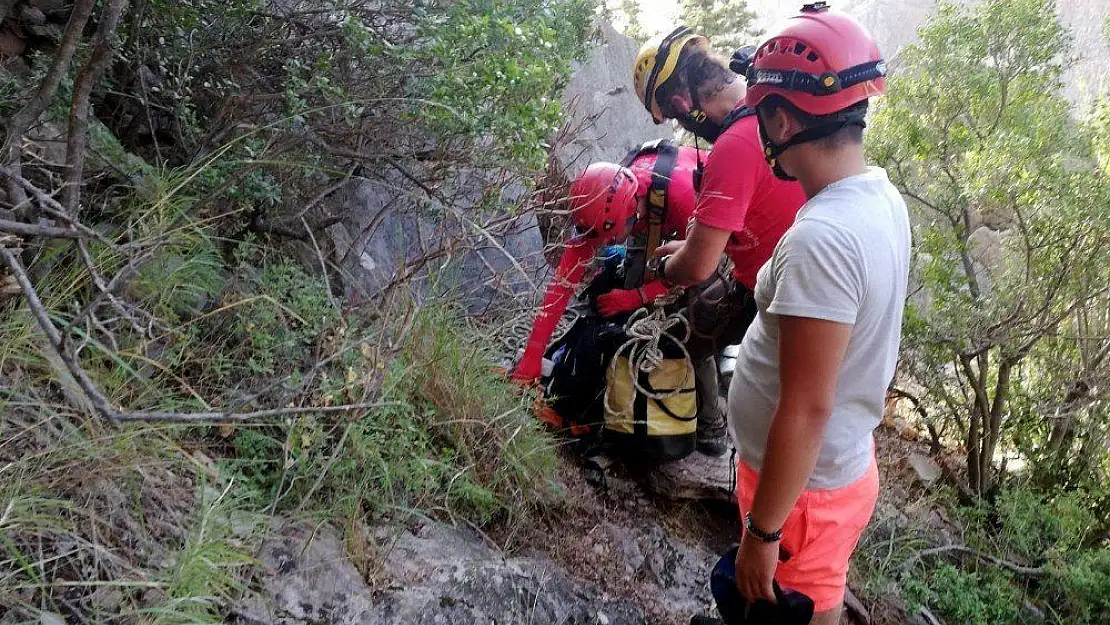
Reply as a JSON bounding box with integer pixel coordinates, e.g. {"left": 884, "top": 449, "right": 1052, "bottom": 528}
{"left": 324, "top": 20, "right": 674, "bottom": 310}
{"left": 556, "top": 21, "right": 674, "bottom": 178}
{"left": 744, "top": 0, "right": 1108, "bottom": 108}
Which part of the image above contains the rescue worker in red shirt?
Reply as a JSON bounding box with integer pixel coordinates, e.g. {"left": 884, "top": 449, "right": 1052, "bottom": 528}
{"left": 631, "top": 27, "right": 808, "bottom": 367}
{"left": 512, "top": 145, "right": 730, "bottom": 455}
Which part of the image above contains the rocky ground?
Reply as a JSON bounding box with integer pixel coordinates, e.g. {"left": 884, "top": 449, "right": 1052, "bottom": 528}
{"left": 230, "top": 418, "right": 954, "bottom": 625}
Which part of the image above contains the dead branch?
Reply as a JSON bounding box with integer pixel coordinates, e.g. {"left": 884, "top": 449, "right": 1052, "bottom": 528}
{"left": 0, "top": 166, "right": 116, "bottom": 244}
{"left": 0, "top": 241, "right": 123, "bottom": 424}
{"left": 0, "top": 219, "right": 92, "bottom": 240}
{"left": 112, "top": 401, "right": 400, "bottom": 423}
{"left": 61, "top": 0, "right": 129, "bottom": 217}
{"left": 64, "top": 245, "right": 158, "bottom": 338}
{"left": 3, "top": 0, "right": 96, "bottom": 214}
{"left": 1, "top": 235, "right": 401, "bottom": 425}
{"left": 904, "top": 544, "right": 1047, "bottom": 578}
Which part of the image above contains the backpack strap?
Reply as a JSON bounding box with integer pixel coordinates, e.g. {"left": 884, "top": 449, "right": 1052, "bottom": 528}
{"left": 620, "top": 139, "right": 678, "bottom": 289}
{"left": 643, "top": 140, "right": 678, "bottom": 261}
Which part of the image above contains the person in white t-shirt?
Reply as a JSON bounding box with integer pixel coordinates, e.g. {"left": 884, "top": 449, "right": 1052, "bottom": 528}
{"left": 724, "top": 5, "right": 909, "bottom": 623}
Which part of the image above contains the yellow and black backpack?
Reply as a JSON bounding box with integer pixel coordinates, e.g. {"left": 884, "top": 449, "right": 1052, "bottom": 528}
{"left": 602, "top": 308, "right": 698, "bottom": 461}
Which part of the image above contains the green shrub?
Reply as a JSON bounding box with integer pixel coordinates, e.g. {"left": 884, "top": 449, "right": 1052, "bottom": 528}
{"left": 904, "top": 564, "right": 1026, "bottom": 625}
{"left": 1043, "top": 549, "right": 1110, "bottom": 624}
{"left": 224, "top": 304, "right": 558, "bottom": 527}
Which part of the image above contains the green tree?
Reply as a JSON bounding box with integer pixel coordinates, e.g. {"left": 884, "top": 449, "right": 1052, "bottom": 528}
{"left": 617, "top": 0, "right": 647, "bottom": 41}
{"left": 869, "top": 0, "right": 1110, "bottom": 497}
{"left": 679, "top": 0, "right": 755, "bottom": 52}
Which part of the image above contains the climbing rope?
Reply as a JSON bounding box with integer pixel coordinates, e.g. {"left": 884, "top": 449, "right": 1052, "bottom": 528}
{"left": 603, "top": 287, "right": 696, "bottom": 418}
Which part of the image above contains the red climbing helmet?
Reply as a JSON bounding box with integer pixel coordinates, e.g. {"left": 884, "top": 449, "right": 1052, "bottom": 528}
{"left": 569, "top": 163, "right": 639, "bottom": 239}
{"left": 744, "top": 2, "right": 886, "bottom": 115}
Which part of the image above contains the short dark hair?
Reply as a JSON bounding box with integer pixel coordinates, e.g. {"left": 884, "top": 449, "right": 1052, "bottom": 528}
{"left": 656, "top": 49, "right": 735, "bottom": 117}
{"left": 760, "top": 95, "right": 869, "bottom": 149}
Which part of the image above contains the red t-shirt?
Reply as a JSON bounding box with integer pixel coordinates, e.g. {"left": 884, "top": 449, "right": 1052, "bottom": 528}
{"left": 692, "top": 115, "right": 807, "bottom": 290}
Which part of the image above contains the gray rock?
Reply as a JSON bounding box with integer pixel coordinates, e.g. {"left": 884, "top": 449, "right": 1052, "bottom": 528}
{"left": 25, "top": 0, "right": 66, "bottom": 13}
{"left": 373, "top": 521, "right": 648, "bottom": 625}
{"left": 0, "top": 29, "right": 26, "bottom": 58}
{"left": 238, "top": 522, "right": 376, "bottom": 624}
{"left": 239, "top": 520, "right": 649, "bottom": 625}
{"left": 648, "top": 450, "right": 737, "bottom": 503}
{"left": 908, "top": 452, "right": 942, "bottom": 486}
{"left": 20, "top": 6, "right": 47, "bottom": 25}
{"left": 556, "top": 21, "right": 674, "bottom": 179}
{"left": 325, "top": 177, "right": 549, "bottom": 314}
{"left": 966, "top": 225, "right": 1004, "bottom": 295}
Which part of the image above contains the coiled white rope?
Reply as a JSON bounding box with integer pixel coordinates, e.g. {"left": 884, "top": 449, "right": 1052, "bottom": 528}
{"left": 603, "top": 288, "right": 696, "bottom": 418}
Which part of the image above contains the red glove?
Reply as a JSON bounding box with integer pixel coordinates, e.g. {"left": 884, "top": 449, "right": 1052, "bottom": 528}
{"left": 596, "top": 280, "right": 669, "bottom": 317}
{"left": 510, "top": 360, "right": 541, "bottom": 385}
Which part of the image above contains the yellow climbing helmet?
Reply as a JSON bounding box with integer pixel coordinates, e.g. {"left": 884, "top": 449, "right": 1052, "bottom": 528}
{"left": 633, "top": 26, "right": 709, "bottom": 124}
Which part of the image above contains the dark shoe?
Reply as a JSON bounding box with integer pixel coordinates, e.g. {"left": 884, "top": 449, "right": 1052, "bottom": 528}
{"left": 696, "top": 396, "right": 729, "bottom": 456}
{"left": 694, "top": 358, "right": 729, "bottom": 457}
{"left": 689, "top": 617, "right": 724, "bottom": 625}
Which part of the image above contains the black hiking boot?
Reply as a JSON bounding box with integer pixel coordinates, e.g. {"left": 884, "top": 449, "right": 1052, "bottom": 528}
{"left": 694, "top": 356, "right": 729, "bottom": 456}
{"left": 689, "top": 616, "right": 724, "bottom": 625}
{"left": 696, "top": 397, "right": 729, "bottom": 457}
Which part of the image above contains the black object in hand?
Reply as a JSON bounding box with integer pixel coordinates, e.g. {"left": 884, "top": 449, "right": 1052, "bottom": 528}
{"left": 710, "top": 544, "right": 815, "bottom": 624}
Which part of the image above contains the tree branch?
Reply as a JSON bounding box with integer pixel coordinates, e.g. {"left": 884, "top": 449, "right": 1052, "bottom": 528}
{"left": 61, "top": 0, "right": 129, "bottom": 217}
{"left": 3, "top": 0, "right": 96, "bottom": 214}
{"left": 907, "top": 544, "right": 1046, "bottom": 578}
{"left": 0, "top": 241, "right": 123, "bottom": 424}
{"left": 0, "top": 218, "right": 93, "bottom": 240}
{"left": 112, "top": 401, "right": 400, "bottom": 423}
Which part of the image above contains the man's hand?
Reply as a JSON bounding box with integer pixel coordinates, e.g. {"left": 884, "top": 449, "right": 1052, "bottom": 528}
{"left": 736, "top": 530, "right": 779, "bottom": 604}
{"left": 596, "top": 288, "right": 645, "bottom": 317}
{"left": 652, "top": 239, "right": 685, "bottom": 259}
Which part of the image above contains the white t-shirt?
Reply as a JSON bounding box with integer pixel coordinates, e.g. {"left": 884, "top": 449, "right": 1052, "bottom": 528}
{"left": 728, "top": 166, "right": 911, "bottom": 490}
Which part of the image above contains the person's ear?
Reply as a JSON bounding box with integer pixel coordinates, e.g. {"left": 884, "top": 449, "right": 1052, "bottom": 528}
{"left": 764, "top": 106, "right": 801, "bottom": 145}
{"left": 667, "top": 93, "right": 692, "bottom": 117}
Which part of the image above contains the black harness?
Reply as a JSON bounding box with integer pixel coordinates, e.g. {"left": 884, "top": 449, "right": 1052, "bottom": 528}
{"left": 619, "top": 139, "right": 679, "bottom": 289}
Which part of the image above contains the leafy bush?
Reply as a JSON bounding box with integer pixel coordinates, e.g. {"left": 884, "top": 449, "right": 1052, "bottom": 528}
{"left": 225, "top": 304, "right": 558, "bottom": 527}
{"left": 905, "top": 564, "right": 1026, "bottom": 625}
{"left": 1044, "top": 549, "right": 1110, "bottom": 624}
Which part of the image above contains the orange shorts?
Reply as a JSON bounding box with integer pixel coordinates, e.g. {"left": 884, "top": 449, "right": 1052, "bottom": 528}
{"left": 735, "top": 457, "right": 879, "bottom": 612}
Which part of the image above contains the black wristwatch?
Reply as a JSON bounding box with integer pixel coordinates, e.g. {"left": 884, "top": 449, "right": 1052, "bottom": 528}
{"left": 745, "top": 512, "right": 783, "bottom": 543}
{"left": 656, "top": 254, "right": 672, "bottom": 281}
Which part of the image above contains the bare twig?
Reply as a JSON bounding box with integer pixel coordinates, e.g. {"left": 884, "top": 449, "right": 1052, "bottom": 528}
{"left": 71, "top": 240, "right": 147, "bottom": 339}
{"left": 112, "top": 401, "right": 401, "bottom": 423}
{"left": 904, "top": 544, "right": 1047, "bottom": 578}
{"left": 3, "top": 0, "right": 96, "bottom": 214}
{"left": 61, "top": 0, "right": 129, "bottom": 217}
{"left": 0, "top": 242, "right": 122, "bottom": 424}
{"left": 64, "top": 245, "right": 158, "bottom": 338}
{"left": 0, "top": 166, "right": 116, "bottom": 244}
{"left": 0, "top": 219, "right": 93, "bottom": 240}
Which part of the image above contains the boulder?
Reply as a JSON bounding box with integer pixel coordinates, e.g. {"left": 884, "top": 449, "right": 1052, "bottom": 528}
{"left": 236, "top": 520, "right": 649, "bottom": 625}
{"left": 907, "top": 452, "right": 942, "bottom": 486}
{"left": 555, "top": 21, "right": 673, "bottom": 179}
{"left": 0, "top": 28, "right": 25, "bottom": 58}
{"left": 966, "top": 225, "right": 1004, "bottom": 294}
{"left": 648, "top": 449, "right": 738, "bottom": 504}
{"left": 325, "top": 177, "right": 549, "bottom": 313}
{"left": 25, "top": 0, "right": 66, "bottom": 13}
{"left": 20, "top": 5, "right": 47, "bottom": 26}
